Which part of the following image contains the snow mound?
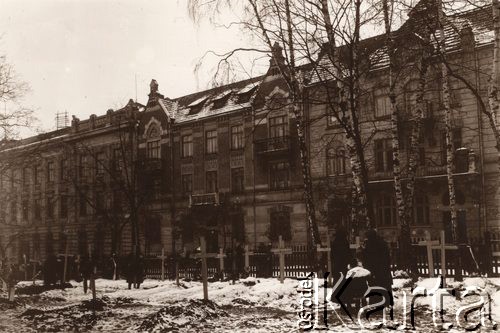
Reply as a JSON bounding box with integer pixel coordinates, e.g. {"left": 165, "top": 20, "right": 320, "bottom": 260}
{"left": 138, "top": 299, "right": 228, "bottom": 332}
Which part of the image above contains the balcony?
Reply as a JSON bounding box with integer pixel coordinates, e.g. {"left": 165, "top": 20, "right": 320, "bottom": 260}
{"left": 254, "top": 136, "right": 291, "bottom": 155}
{"left": 189, "top": 192, "right": 219, "bottom": 207}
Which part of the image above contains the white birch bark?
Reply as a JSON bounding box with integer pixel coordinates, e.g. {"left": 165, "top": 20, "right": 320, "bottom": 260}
{"left": 319, "top": 0, "right": 371, "bottom": 230}
{"left": 438, "top": 1, "right": 458, "bottom": 243}
{"left": 489, "top": 0, "right": 500, "bottom": 169}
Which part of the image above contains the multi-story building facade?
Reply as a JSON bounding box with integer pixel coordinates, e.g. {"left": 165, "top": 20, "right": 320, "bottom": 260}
{"left": 0, "top": 2, "right": 498, "bottom": 263}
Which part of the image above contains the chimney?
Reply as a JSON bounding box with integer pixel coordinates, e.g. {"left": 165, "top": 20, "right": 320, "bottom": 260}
{"left": 147, "top": 79, "right": 165, "bottom": 107}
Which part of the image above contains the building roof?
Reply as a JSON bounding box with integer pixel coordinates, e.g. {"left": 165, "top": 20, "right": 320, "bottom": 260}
{"left": 158, "top": 76, "right": 262, "bottom": 123}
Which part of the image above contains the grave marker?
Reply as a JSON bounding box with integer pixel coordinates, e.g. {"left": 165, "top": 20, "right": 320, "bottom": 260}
{"left": 157, "top": 248, "right": 167, "bottom": 281}
{"left": 271, "top": 235, "right": 292, "bottom": 284}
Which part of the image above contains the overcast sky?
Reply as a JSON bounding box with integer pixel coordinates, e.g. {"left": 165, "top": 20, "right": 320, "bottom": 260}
{"left": 0, "top": 0, "right": 262, "bottom": 133}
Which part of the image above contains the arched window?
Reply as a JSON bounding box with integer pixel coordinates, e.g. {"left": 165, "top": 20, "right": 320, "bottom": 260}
{"left": 327, "top": 147, "right": 347, "bottom": 176}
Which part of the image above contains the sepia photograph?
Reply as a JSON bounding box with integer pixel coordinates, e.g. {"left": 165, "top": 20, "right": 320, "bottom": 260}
{"left": 0, "top": 0, "right": 499, "bottom": 331}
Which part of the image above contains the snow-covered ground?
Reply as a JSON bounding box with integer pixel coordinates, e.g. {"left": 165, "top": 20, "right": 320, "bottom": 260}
{"left": 0, "top": 276, "right": 498, "bottom": 332}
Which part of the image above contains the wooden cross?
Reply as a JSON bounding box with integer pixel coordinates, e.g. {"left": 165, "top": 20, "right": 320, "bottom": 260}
{"left": 157, "top": 248, "right": 167, "bottom": 281}
{"left": 271, "top": 235, "right": 292, "bottom": 284}
{"left": 74, "top": 255, "right": 81, "bottom": 275}
{"left": 193, "top": 237, "right": 217, "bottom": 300}
{"left": 349, "top": 236, "right": 361, "bottom": 250}
{"left": 417, "top": 232, "right": 439, "bottom": 278}
{"left": 216, "top": 248, "right": 226, "bottom": 273}
{"left": 23, "top": 254, "right": 28, "bottom": 281}
{"left": 29, "top": 256, "right": 40, "bottom": 285}
{"left": 419, "top": 231, "right": 458, "bottom": 287}
{"left": 317, "top": 235, "right": 332, "bottom": 284}
{"left": 244, "top": 245, "right": 254, "bottom": 273}
{"left": 58, "top": 241, "right": 73, "bottom": 284}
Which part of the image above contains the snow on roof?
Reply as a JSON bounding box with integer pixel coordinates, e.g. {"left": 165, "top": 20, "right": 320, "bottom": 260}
{"left": 236, "top": 82, "right": 259, "bottom": 94}
{"left": 187, "top": 96, "right": 208, "bottom": 107}
{"left": 311, "top": 5, "right": 493, "bottom": 83}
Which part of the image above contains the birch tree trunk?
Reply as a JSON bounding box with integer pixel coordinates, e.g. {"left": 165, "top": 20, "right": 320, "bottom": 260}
{"left": 382, "top": 0, "right": 414, "bottom": 273}
{"left": 319, "top": 0, "right": 372, "bottom": 231}
{"left": 248, "top": 0, "right": 321, "bottom": 247}
{"left": 438, "top": 0, "right": 458, "bottom": 244}
{"left": 489, "top": 0, "right": 500, "bottom": 169}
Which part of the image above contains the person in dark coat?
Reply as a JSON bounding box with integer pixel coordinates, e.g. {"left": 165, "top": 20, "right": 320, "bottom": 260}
{"left": 362, "top": 229, "right": 393, "bottom": 315}
{"left": 79, "top": 256, "right": 93, "bottom": 294}
{"left": 125, "top": 253, "right": 135, "bottom": 290}
{"left": 43, "top": 254, "right": 58, "bottom": 286}
{"left": 135, "top": 254, "right": 145, "bottom": 289}
{"left": 331, "top": 226, "right": 352, "bottom": 283}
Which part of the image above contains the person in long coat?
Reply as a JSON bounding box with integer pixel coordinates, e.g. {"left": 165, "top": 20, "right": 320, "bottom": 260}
{"left": 125, "top": 253, "right": 135, "bottom": 290}
{"left": 331, "top": 226, "right": 352, "bottom": 283}
{"left": 362, "top": 229, "right": 393, "bottom": 314}
{"left": 43, "top": 254, "right": 58, "bottom": 286}
{"left": 79, "top": 256, "right": 93, "bottom": 294}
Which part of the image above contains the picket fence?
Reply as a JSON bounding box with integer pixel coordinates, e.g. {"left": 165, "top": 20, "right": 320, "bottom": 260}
{"left": 143, "top": 233, "right": 500, "bottom": 280}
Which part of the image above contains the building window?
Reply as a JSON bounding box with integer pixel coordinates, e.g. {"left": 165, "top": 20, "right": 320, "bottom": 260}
{"left": 270, "top": 161, "right": 290, "bottom": 190}
{"left": 95, "top": 192, "right": 104, "bottom": 215}
{"left": 205, "top": 130, "right": 218, "bottom": 154}
{"left": 270, "top": 208, "right": 291, "bottom": 241}
{"left": 147, "top": 140, "right": 161, "bottom": 159}
{"left": 326, "top": 105, "right": 338, "bottom": 127}
{"left": 151, "top": 179, "right": 162, "bottom": 200}
{"left": 80, "top": 155, "right": 89, "bottom": 180}
{"left": 374, "top": 89, "right": 391, "bottom": 118}
{"left": 231, "top": 167, "right": 244, "bottom": 193}
{"left": 79, "top": 195, "right": 87, "bottom": 217}
{"left": 34, "top": 165, "right": 42, "bottom": 185}
{"left": 113, "top": 148, "right": 123, "bottom": 172}
{"left": 440, "top": 129, "right": 462, "bottom": 165}
{"left": 231, "top": 125, "right": 244, "bottom": 150}
{"left": 46, "top": 197, "right": 54, "bottom": 219}
{"left": 22, "top": 167, "right": 30, "bottom": 186}
{"left": 206, "top": 171, "right": 218, "bottom": 193}
{"left": 113, "top": 191, "right": 123, "bottom": 213}
{"left": 60, "top": 195, "right": 68, "bottom": 218}
{"left": 374, "top": 139, "right": 393, "bottom": 172}
{"left": 34, "top": 199, "right": 41, "bottom": 220}
{"left": 413, "top": 194, "right": 430, "bottom": 225}
{"left": 22, "top": 200, "right": 29, "bottom": 221}
{"left": 96, "top": 152, "right": 106, "bottom": 175}
{"left": 269, "top": 115, "right": 287, "bottom": 138}
{"left": 327, "top": 147, "right": 347, "bottom": 176}
{"left": 60, "top": 159, "right": 68, "bottom": 181}
{"left": 10, "top": 201, "right": 17, "bottom": 221}
{"left": 181, "top": 135, "right": 193, "bottom": 158}
{"left": 47, "top": 161, "right": 55, "bottom": 183}
{"left": 181, "top": 174, "right": 193, "bottom": 194}
{"left": 375, "top": 194, "right": 396, "bottom": 226}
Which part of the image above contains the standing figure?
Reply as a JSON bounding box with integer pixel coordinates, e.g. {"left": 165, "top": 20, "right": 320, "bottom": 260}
{"left": 331, "top": 226, "right": 352, "bottom": 283}
{"left": 362, "top": 229, "right": 393, "bottom": 316}
{"left": 79, "top": 256, "right": 93, "bottom": 294}
{"left": 135, "top": 254, "right": 145, "bottom": 289}
{"left": 125, "top": 253, "right": 135, "bottom": 290}
{"left": 43, "top": 254, "right": 58, "bottom": 286}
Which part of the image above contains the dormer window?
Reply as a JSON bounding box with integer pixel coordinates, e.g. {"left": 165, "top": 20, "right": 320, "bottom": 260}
{"left": 236, "top": 85, "right": 258, "bottom": 104}
{"left": 212, "top": 91, "right": 232, "bottom": 109}
{"left": 188, "top": 96, "right": 207, "bottom": 115}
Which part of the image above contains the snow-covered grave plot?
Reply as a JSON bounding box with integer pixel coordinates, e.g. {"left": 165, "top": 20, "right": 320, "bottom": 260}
{"left": 0, "top": 277, "right": 498, "bottom": 332}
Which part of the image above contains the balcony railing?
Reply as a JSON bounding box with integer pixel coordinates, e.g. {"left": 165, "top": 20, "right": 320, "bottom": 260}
{"left": 254, "top": 136, "right": 290, "bottom": 154}
{"left": 189, "top": 192, "right": 219, "bottom": 207}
